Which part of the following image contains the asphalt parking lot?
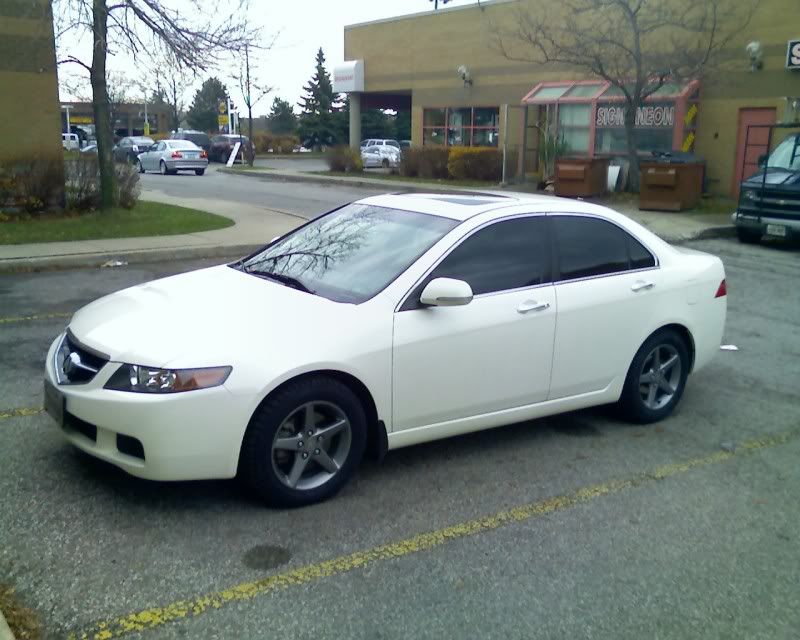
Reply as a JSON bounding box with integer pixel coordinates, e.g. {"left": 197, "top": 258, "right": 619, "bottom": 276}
{"left": 1, "top": 238, "right": 799, "bottom": 640}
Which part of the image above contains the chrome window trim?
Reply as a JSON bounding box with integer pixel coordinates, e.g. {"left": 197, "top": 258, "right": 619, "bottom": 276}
{"left": 395, "top": 212, "right": 549, "bottom": 313}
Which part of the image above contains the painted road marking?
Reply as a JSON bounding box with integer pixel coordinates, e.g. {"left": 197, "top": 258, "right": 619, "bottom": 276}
{"left": 0, "top": 312, "right": 72, "bottom": 325}
{"left": 0, "top": 407, "right": 43, "bottom": 421}
{"left": 70, "top": 429, "right": 799, "bottom": 640}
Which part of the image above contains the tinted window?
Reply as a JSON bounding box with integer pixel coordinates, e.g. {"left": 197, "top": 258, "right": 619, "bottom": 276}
{"left": 553, "top": 216, "right": 650, "bottom": 280}
{"left": 428, "top": 217, "right": 550, "bottom": 296}
{"left": 629, "top": 235, "right": 656, "bottom": 269}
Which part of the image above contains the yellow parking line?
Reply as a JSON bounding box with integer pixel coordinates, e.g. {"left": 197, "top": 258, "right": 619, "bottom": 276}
{"left": 0, "top": 407, "right": 43, "bottom": 421}
{"left": 0, "top": 312, "right": 72, "bottom": 324}
{"left": 70, "top": 429, "right": 799, "bottom": 640}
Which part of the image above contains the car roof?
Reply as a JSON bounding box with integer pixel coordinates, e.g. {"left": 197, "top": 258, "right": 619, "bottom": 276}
{"left": 357, "top": 192, "right": 638, "bottom": 224}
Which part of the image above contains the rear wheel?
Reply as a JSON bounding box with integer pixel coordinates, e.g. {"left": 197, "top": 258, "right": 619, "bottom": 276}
{"left": 736, "top": 227, "right": 761, "bottom": 244}
{"left": 195, "top": 169, "right": 205, "bottom": 176}
{"left": 381, "top": 158, "right": 390, "bottom": 169}
{"left": 160, "top": 160, "right": 168, "bottom": 175}
{"left": 618, "top": 329, "right": 689, "bottom": 424}
{"left": 240, "top": 377, "right": 367, "bottom": 506}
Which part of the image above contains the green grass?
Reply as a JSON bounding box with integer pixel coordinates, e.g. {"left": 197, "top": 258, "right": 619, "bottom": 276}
{"left": 315, "top": 171, "right": 498, "bottom": 188}
{"left": 0, "top": 201, "right": 233, "bottom": 245}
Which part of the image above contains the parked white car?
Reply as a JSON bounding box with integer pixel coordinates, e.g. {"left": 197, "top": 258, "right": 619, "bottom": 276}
{"left": 362, "top": 144, "right": 401, "bottom": 168}
{"left": 136, "top": 139, "right": 208, "bottom": 175}
{"left": 44, "top": 193, "right": 726, "bottom": 506}
{"left": 62, "top": 132, "right": 80, "bottom": 151}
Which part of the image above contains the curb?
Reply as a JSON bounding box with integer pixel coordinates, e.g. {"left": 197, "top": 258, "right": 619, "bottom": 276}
{"left": 218, "top": 167, "right": 494, "bottom": 193}
{"left": 0, "top": 243, "right": 262, "bottom": 274}
{"left": 692, "top": 225, "right": 737, "bottom": 240}
{"left": 0, "top": 608, "right": 14, "bottom": 640}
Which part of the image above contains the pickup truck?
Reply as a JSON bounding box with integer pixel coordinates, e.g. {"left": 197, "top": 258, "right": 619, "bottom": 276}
{"left": 732, "top": 131, "right": 800, "bottom": 243}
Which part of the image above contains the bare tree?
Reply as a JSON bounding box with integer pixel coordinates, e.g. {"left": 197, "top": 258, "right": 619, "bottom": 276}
{"left": 57, "top": 0, "right": 256, "bottom": 209}
{"left": 492, "top": 0, "right": 760, "bottom": 190}
{"left": 149, "top": 50, "right": 192, "bottom": 132}
{"left": 234, "top": 43, "right": 274, "bottom": 166}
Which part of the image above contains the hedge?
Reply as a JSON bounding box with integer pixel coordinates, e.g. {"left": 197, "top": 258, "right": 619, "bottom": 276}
{"left": 326, "top": 146, "right": 363, "bottom": 172}
{"left": 400, "top": 147, "right": 449, "bottom": 179}
{"left": 252, "top": 133, "right": 300, "bottom": 154}
{"left": 447, "top": 146, "right": 504, "bottom": 181}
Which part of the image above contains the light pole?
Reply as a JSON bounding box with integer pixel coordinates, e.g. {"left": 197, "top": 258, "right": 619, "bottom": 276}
{"left": 61, "top": 104, "right": 72, "bottom": 134}
{"left": 430, "top": 0, "right": 451, "bottom": 9}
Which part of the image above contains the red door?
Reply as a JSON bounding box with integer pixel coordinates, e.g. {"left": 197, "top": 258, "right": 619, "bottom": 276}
{"left": 732, "top": 108, "right": 776, "bottom": 197}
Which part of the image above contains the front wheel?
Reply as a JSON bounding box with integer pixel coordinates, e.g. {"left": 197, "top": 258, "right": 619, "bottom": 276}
{"left": 240, "top": 377, "right": 367, "bottom": 506}
{"left": 195, "top": 169, "right": 205, "bottom": 176}
{"left": 736, "top": 227, "right": 761, "bottom": 244}
{"left": 160, "top": 160, "right": 168, "bottom": 176}
{"left": 618, "top": 329, "right": 689, "bottom": 424}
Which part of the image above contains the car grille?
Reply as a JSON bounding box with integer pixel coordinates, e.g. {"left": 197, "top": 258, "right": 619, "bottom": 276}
{"left": 738, "top": 188, "right": 800, "bottom": 220}
{"left": 55, "top": 331, "right": 109, "bottom": 385}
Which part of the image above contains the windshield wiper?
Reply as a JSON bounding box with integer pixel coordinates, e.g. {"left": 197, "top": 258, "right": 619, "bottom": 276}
{"left": 243, "top": 267, "right": 314, "bottom": 294}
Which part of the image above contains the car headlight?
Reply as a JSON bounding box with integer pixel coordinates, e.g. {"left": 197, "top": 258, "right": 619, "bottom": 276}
{"left": 104, "top": 364, "right": 232, "bottom": 393}
{"left": 741, "top": 189, "right": 758, "bottom": 201}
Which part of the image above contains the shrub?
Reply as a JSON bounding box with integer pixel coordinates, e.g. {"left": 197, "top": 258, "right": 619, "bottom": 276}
{"left": 326, "top": 145, "right": 363, "bottom": 173}
{"left": 64, "top": 153, "right": 140, "bottom": 210}
{"left": 400, "top": 147, "right": 449, "bottom": 179}
{"left": 253, "top": 133, "right": 301, "bottom": 154}
{"left": 447, "top": 146, "right": 503, "bottom": 181}
{"left": 0, "top": 155, "right": 64, "bottom": 214}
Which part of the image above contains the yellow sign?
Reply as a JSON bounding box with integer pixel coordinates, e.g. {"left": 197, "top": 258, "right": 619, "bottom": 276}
{"left": 143, "top": 121, "right": 150, "bottom": 136}
{"left": 219, "top": 102, "right": 227, "bottom": 114}
{"left": 218, "top": 115, "right": 229, "bottom": 126}
{"left": 70, "top": 116, "right": 93, "bottom": 124}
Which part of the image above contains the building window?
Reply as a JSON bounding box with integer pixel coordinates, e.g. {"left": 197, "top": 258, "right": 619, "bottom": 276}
{"left": 558, "top": 104, "right": 591, "bottom": 153}
{"left": 423, "top": 107, "right": 499, "bottom": 147}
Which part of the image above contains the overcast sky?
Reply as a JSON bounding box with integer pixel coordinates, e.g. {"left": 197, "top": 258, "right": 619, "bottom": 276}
{"left": 57, "top": 0, "right": 480, "bottom": 116}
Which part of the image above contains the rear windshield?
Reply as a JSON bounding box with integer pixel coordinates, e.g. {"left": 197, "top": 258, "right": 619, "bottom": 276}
{"left": 131, "top": 137, "right": 154, "bottom": 145}
{"left": 182, "top": 133, "right": 209, "bottom": 145}
{"left": 167, "top": 140, "right": 200, "bottom": 149}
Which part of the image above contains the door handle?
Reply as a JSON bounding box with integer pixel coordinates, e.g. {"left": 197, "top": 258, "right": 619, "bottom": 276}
{"left": 631, "top": 280, "right": 655, "bottom": 292}
{"left": 517, "top": 300, "right": 550, "bottom": 314}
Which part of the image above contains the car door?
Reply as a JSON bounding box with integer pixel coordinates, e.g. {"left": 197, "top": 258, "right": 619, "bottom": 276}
{"left": 114, "top": 138, "right": 129, "bottom": 162}
{"left": 547, "top": 214, "right": 661, "bottom": 400}
{"left": 142, "top": 143, "right": 158, "bottom": 170}
{"left": 392, "top": 215, "right": 557, "bottom": 431}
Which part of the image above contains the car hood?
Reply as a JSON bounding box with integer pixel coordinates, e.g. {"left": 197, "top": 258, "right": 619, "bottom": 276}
{"left": 69, "top": 265, "right": 348, "bottom": 368}
{"left": 742, "top": 169, "right": 800, "bottom": 187}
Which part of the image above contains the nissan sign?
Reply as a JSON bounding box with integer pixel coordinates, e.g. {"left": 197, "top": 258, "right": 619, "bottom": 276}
{"left": 788, "top": 40, "right": 800, "bottom": 70}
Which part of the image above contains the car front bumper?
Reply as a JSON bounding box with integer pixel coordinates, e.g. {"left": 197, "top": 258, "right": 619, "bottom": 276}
{"left": 44, "top": 334, "right": 252, "bottom": 481}
{"left": 732, "top": 211, "right": 800, "bottom": 238}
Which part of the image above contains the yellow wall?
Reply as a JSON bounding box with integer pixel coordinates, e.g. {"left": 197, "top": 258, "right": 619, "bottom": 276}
{"left": 345, "top": 0, "right": 800, "bottom": 194}
{"left": 0, "top": 0, "right": 62, "bottom": 165}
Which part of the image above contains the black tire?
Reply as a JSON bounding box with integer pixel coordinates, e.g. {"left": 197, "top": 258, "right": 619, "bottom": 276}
{"left": 618, "top": 329, "right": 690, "bottom": 424}
{"left": 240, "top": 377, "right": 367, "bottom": 507}
{"left": 160, "top": 160, "right": 168, "bottom": 176}
{"left": 736, "top": 227, "right": 761, "bottom": 244}
{"left": 381, "top": 158, "right": 390, "bottom": 168}
{"left": 195, "top": 169, "right": 205, "bottom": 176}
{"left": 136, "top": 158, "right": 144, "bottom": 174}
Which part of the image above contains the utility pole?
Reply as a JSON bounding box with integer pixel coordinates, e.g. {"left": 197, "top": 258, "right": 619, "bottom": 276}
{"left": 430, "top": 0, "right": 451, "bottom": 9}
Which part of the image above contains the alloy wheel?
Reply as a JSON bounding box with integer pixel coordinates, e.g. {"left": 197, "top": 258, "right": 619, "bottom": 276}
{"left": 638, "top": 344, "right": 682, "bottom": 410}
{"left": 271, "top": 401, "right": 352, "bottom": 491}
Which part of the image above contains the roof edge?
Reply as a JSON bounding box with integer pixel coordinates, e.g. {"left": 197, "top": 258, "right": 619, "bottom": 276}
{"left": 344, "top": 0, "right": 520, "bottom": 31}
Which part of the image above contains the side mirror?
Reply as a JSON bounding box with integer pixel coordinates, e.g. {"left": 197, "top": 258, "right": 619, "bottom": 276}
{"left": 757, "top": 153, "right": 768, "bottom": 168}
{"left": 420, "top": 277, "right": 473, "bottom": 307}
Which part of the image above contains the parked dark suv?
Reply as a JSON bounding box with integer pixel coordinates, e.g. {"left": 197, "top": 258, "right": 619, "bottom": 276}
{"left": 209, "top": 134, "right": 254, "bottom": 163}
{"left": 171, "top": 130, "right": 211, "bottom": 153}
{"left": 733, "top": 129, "right": 800, "bottom": 244}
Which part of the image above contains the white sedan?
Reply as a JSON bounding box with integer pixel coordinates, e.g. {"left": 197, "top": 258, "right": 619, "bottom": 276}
{"left": 136, "top": 139, "right": 208, "bottom": 175}
{"left": 43, "top": 193, "right": 726, "bottom": 506}
{"left": 361, "top": 144, "right": 400, "bottom": 169}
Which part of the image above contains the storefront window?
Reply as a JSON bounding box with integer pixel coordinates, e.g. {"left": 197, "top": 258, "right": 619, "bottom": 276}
{"left": 594, "top": 102, "right": 675, "bottom": 154}
{"left": 423, "top": 107, "right": 500, "bottom": 147}
{"left": 558, "top": 104, "right": 591, "bottom": 153}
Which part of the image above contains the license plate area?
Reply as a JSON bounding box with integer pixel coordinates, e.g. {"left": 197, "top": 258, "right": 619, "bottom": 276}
{"left": 766, "top": 224, "right": 787, "bottom": 237}
{"left": 43, "top": 379, "right": 65, "bottom": 427}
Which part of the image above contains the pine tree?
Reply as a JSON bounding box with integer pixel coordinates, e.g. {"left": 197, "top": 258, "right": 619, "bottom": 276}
{"left": 297, "top": 48, "right": 339, "bottom": 149}
{"left": 187, "top": 77, "right": 228, "bottom": 133}
{"left": 266, "top": 97, "right": 298, "bottom": 135}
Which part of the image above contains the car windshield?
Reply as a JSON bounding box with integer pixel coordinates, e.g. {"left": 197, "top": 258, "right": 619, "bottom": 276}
{"left": 183, "top": 133, "right": 208, "bottom": 145}
{"left": 766, "top": 135, "right": 800, "bottom": 171}
{"left": 237, "top": 204, "right": 458, "bottom": 303}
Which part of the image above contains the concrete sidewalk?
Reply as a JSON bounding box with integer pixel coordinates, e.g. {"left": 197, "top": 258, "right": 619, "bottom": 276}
{"left": 0, "top": 191, "right": 304, "bottom": 272}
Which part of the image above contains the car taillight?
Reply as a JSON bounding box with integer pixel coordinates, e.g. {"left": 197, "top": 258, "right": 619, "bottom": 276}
{"left": 715, "top": 279, "right": 727, "bottom": 298}
{"left": 200, "top": 150, "right": 208, "bottom": 158}
{"left": 171, "top": 151, "right": 183, "bottom": 158}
